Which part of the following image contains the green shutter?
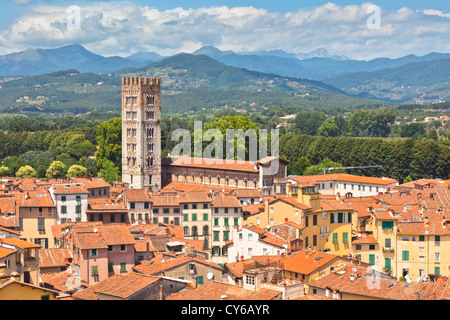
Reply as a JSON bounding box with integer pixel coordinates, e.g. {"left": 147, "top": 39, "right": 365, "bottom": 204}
{"left": 19, "top": 218, "right": 23, "bottom": 231}
{"left": 108, "top": 262, "right": 114, "bottom": 272}
{"left": 435, "top": 236, "right": 441, "bottom": 246}
{"left": 435, "top": 267, "right": 440, "bottom": 276}
{"left": 214, "top": 218, "right": 219, "bottom": 226}
{"left": 348, "top": 212, "right": 352, "bottom": 223}
{"left": 92, "top": 266, "right": 98, "bottom": 276}
{"left": 332, "top": 233, "right": 338, "bottom": 244}
{"left": 369, "top": 254, "right": 375, "bottom": 265}
{"left": 402, "top": 250, "right": 409, "bottom": 261}
{"left": 343, "top": 232, "right": 348, "bottom": 244}
{"left": 234, "top": 218, "right": 239, "bottom": 226}
{"left": 382, "top": 221, "right": 393, "bottom": 230}
{"left": 183, "top": 214, "right": 189, "bottom": 221}
{"left": 385, "top": 258, "right": 391, "bottom": 271}
{"left": 197, "top": 276, "right": 204, "bottom": 285}
{"left": 338, "top": 212, "right": 343, "bottom": 223}
{"left": 203, "top": 213, "right": 208, "bottom": 221}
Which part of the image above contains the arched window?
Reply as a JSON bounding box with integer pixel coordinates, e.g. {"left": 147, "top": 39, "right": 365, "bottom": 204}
{"left": 184, "top": 226, "right": 189, "bottom": 236}
{"left": 192, "top": 226, "right": 198, "bottom": 236}
{"left": 203, "top": 225, "right": 209, "bottom": 235}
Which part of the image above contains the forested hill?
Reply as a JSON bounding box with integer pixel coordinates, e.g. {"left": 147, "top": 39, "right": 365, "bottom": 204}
{"left": 0, "top": 55, "right": 381, "bottom": 115}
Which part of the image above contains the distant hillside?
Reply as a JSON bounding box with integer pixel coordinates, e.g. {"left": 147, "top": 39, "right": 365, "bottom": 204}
{"left": 0, "top": 54, "right": 380, "bottom": 115}
{"left": 323, "top": 57, "right": 450, "bottom": 103}
{"left": 0, "top": 44, "right": 152, "bottom": 76}
{"left": 120, "top": 53, "right": 342, "bottom": 93}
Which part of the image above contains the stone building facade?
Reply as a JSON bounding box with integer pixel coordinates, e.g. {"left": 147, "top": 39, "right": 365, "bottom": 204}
{"left": 121, "top": 77, "right": 162, "bottom": 190}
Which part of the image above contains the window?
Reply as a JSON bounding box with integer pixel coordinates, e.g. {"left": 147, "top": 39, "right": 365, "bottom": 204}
{"left": 192, "top": 213, "right": 197, "bottom": 221}
{"left": 38, "top": 218, "right": 45, "bottom": 231}
{"left": 385, "top": 258, "right": 391, "bottom": 271}
{"left": 108, "top": 262, "right": 114, "bottom": 272}
{"left": 435, "top": 253, "right": 440, "bottom": 261}
{"left": 322, "top": 211, "right": 327, "bottom": 220}
{"left": 382, "top": 221, "right": 394, "bottom": 230}
{"left": 248, "top": 248, "right": 253, "bottom": 255}
{"left": 203, "top": 213, "right": 208, "bottom": 221}
{"left": 130, "top": 202, "right": 135, "bottom": 209}
{"left": 213, "top": 231, "right": 220, "bottom": 241}
{"left": 203, "top": 204, "right": 208, "bottom": 209}
{"left": 320, "top": 227, "right": 324, "bottom": 237}
{"left": 245, "top": 275, "right": 255, "bottom": 286}
{"left": 108, "top": 245, "right": 113, "bottom": 252}
{"left": 224, "top": 218, "right": 229, "bottom": 226}
{"left": 402, "top": 250, "right": 409, "bottom": 261}
{"left": 120, "top": 245, "right": 126, "bottom": 252}
{"left": 313, "top": 215, "right": 317, "bottom": 226}
{"left": 144, "top": 202, "right": 149, "bottom": 209}
{"left": 91, "top": 249, "right": 97, "bottom": 256}
{"left": 305, "top": 216, "right": 309, "bottom": 227}
{"left": 91, "top": 266, "right": 98, "bottom": 276}
{"left": 61, "top": 206, "right": 67, "bottom": 214}
{"left": 75, "top": 205, "right": 81, "bottom": 214}
{"left": 153, "top": 208, "right": 159, "bottom": 214}
{"left": 163, "top": 208, "right": 169, "bottom": 214}
{"left": 120, "top": 262, "right": 126, "bottom": 272}
{"left": 223, "top": 231, "right": 229, "bottom": 241}
{"left": 355, "top": 245, "right": 362, "bottom": 250}
{"left": 435, "top": 267, "right": 440, "bottom": 276}
{"left": 343, "top": 232, "right": 348, "bottom": 244}
{"left": 330, "top": 213, "right": 335, "bottom": 224}
{"left": 369, "top": 244, "right": 376, "bottom": 250}
{"left": 435, "top": 236, "right": 441, "bottom": 246}
{"left": 61, "top": 196, "right": 66, "bottom": 202}
{"left": 419, "top": 235, "right": 425, "bottom": 241}
{"left": 183, "top": 214, "right": 188, "bottom": 222}
{"left": 147, "top": 95, "right": 154, "bottom": 106}
{"left": 313, "top": 235, "right": 317, "bottom": 246}
{"left": 248, "top": 233, "right": 253, "bottom": 241}
{"left": 402, "top": 235, "right": 409, "bottom": 241}
{"left": 41, "top": 295, "right": 50, "bottom": 300}
{"left": 332, "top": 233, "right": 338, "bottom": 244}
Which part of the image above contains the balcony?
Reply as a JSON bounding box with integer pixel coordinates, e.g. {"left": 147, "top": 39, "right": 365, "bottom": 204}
{"left": 382, "top": 247, "right": 394, "bottom": 253}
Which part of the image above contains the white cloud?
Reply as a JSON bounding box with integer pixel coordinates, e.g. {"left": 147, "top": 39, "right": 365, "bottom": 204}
{"left": 0, "top": 2, "right": 449, "bottom": 60}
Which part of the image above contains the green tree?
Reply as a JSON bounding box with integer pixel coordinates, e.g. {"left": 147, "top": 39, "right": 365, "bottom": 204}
{"left": 303, "top": 158, "right": 346, "bottom": 175}
{"left": 0, "top": 166, "right": 9, "bottom": 179}
{"left": 288, "top": 157, "right": 311, "bottom": 176}
{"left": 294, "top": 111, "right": 326, "bottom": 136}
{"left": 96, "top": 118, "right": 122, "bottom": 170}
{"left": 16, "top": 165, "right": 37, "bottom": 178}
{"left": 403, "top": 175, "right": 413, "bottom": 183}
{"left": 67, "top": 165, "right": 87, "bottom": 177}
{"left": 100, "top": 160, "right": 119, "bottom": 185}
{"left": 318, "top": 118, "right": 340, "bottom": 137}
{"left": 46, "top": 161, "right": 65, "bottom": 179}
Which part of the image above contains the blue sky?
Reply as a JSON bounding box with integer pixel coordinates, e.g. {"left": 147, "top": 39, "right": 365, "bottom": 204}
{"left": 1, "top": 0, "right": 450, "bottom": 59}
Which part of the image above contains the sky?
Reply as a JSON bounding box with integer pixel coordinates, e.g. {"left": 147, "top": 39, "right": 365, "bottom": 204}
{"left": 1, "top": 0, "right": 450, "bottom": 60}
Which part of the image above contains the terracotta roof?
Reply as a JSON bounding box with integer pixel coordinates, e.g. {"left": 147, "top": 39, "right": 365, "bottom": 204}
{"left": 0, "top": 247, "right": 17, "bottom": 259}
{"left": 97, "top": 224, "right": 136, "bottom": 246}
{"left": 161, "top": 182, "right": 235, "bottom": 193}
{"left": 133, "top": 255, "right": 222, "bottom": 275}
{"left": 72, "top": 272, "right": 162, "bottom": 300}
{"left": 241, "top": 203, "right": 264, "bottom": 215}
{"left": 51, "top": 184, "right": 88, "bottom": 194}
{"left": 226, "top": 255, "right": 283, "bottom": 279}
{"left": 40, "top": 269, "right": 88, "bottom": 293}
{"left": 150, "top": 193, "right": 181, "bottom": 207}
{"left": 39, "top": 248, "right": 72, "bottom": 268}
{"left": 124, "top": 189, "right": 151, "bottom": 202}
{"left": 291, "top": 174, "right": 397, "bottom": 186}
{"left": 211, "top": 194, "right": 240, "bottom": 208}
{"left": 87, "top": 197, "right": 127, "bottom": 212}
{"left": 0, "top": 237, "right": 41, "bottom": 249}
{"left": 0, "top": 196, "right": 15, "bottom": 214}
{"left": 177, "top": 191, "right": 211, "bottom": 204}
{"left": 233, "top": 189, "right": 261, "bottom": 198}
{"left": 15, "top": 190, "right": 55, "bottom": 208}
{"left": 166, "top": 280, "right": 281, "bottom": 300}
{"left": 352, "top": 234, "right": 378, "bottom": 244}
{"left": 292, "top": 293, "right": 337, "bottom": 300}
{"left": 163, "top": 155, "right": 259, "bottom": 173}
{"left": 269, "top": 196, "right": 311, "bottom": 210}
{"left": 69, "top": 177, "right": 111, "bottom": 189}
{"left": 281, "top": 249, "right": 340, "bottom": 275}
{"left": 243, "top": 225, "right": 290, "bottom": 248}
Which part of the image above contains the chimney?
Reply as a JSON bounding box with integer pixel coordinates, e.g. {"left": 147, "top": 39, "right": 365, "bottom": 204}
{"left": 10, "top": 272, "right": 20, "bottom": 282}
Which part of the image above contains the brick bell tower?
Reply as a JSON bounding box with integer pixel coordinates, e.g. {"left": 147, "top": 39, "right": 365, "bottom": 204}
{"left": 121, "top": 77, "right": 161, "bottom": 190}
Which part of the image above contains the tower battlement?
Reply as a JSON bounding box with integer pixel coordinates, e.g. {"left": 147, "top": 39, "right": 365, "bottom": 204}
{"left": 122, "top": 77, "right": 161, "bottom": 87}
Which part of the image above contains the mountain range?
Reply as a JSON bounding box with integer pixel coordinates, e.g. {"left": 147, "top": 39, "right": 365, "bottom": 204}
{"left": 1, "top": 44, "right": 449, "bottom": 104}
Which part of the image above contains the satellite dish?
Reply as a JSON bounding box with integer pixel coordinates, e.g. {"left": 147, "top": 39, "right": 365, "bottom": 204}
{"left": 207, "top": 272, "right": 214, "bottom": 280}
